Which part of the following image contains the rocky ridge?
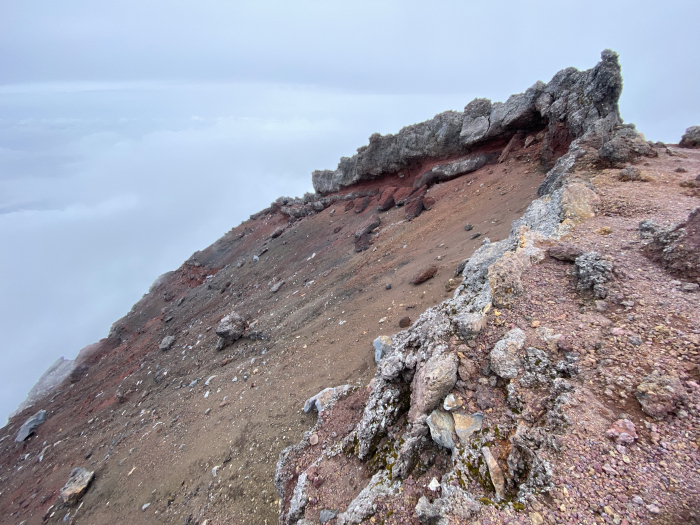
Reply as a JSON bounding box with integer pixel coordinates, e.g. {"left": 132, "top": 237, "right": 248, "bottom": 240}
{"left": 1, "top": 50, "right": 698, "bottom": 525}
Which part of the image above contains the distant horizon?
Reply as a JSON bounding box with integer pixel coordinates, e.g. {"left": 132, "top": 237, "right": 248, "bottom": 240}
{"left": 2, "top": 0, "right": 699, "bottom": 425}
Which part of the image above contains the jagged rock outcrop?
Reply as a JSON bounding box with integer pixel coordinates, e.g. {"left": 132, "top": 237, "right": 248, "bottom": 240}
{"left": 679, "top": 125, "right": 700, "bottom": 148}
{"left": 313, "top": 50, "right": 624, "bottom": 195}
{"left": 642, "top": 206, "right": 700, "bottom": 283}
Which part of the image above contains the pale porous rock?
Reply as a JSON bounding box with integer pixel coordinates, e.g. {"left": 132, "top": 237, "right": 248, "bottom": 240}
{"left": 215, "top": 311, "right": 247, "bottom": 350}
{"left": 60, "top": 467, "right": 94, "bottom": 505}
{"left": 636, "top": 372, "right": 688, "bottom": 419}
{"left": 314, "top": 50, "right": 623, "bottom": 195}
{"left": 15, "top": 409, "right": 47, "bottom": 442}
{"left": 373, "top": 335, "right": 392, "bottom": 363}
{"left": 488, "top": 250, "right": 525, "bottom": 308}
{"left": 560, "top": 182, "right": 600, "bottom": 224}
{"left": 415, "top": 484, "right": 480, "bottom": 525}
{"left": 336, "top": 470, "right": 399, "bottom": 525}
{"left": 679, "top": 125, "right": 700, "bottom": 148}
{"left": 489, "top": 328, "right": 526, "bottom": 379}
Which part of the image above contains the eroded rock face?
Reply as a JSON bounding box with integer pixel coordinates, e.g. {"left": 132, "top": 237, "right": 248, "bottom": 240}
{"left": 313, "top": 50, "right": 623, "bottom": 195}
{"left": 643, "top": 207, "right": 700, "bottom": 283}
{"left": 598, "top": 125, "right": 658, "bottom": 167}
{"left": 679, "top": 125, "right": 700, "bottom": 148}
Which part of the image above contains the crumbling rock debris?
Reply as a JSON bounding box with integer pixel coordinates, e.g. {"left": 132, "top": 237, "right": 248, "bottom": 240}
{"left": 60, "top": 467, "right": 95, "bottom": 505}
{"left": 638, "top": 218, "right": 659, "bottom": 239}
{"left": 636, "top": 372, "right": 688, "bottom": 419}
{"left": 574, "top": 251, "right": 614, "bottom": 299}
{"left": 215, "top": 311, "right": 247, "bottom": 351}
{"left": 679, "top": 125, "right": 700, "bottom": 148}
{"left": 642, "top": 207, "right": 700, "bottom": 283}
{"left": 410, "top": 265, "right": 438, "bottom": 285}
{"left": 336, "top": 470, "right": 399, "bottom": 525}
{"left": 15, "top": 409, "right": 47, "bottom": 442}
{"left": 415, "top": 485, "right": 480, "bottom": 525}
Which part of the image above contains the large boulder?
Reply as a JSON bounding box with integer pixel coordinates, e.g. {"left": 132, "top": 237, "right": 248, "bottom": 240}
{"left": 574, "top": 252, "right": 614, "bottom": 299}
{"left": 215, "top": 311, "right": 247, "bottom": 350}
{"left": 642, "top": 207, "right": 700, "bottom": 283}
{"left": 15, "top": 409, "right": 47, "bottom": 442}
{"left": 679, "top": 125, "right": 700, "bottom": 148}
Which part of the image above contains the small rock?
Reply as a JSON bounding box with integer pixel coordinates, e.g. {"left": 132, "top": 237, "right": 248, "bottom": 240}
{"left": 547, "top": 242, "right": 584, "bottom": 262}
{"left": 470, "top": 232, "right": 481, "bottom": 240}
{"left": 427, "top": 409, "right": 456, "bottom": 450}
{"left": 646, "top": 504, "right": 661, "bottom": 514}
{"left": 422, "top": 196, "right": 436, "bottom": 210}
{"left": 142, "top": 503, "right": 151, "bottom": 512}
{"left": 385, "top": 283, "right": 392, "bottom": 290}
{"left": 454, "top": 258, "right": 469, "bottom": 276}
{"left": 398, "top": 316, "right": 411, "bottom": 328}
{"left": 408, "top": 353, "right": 458, "bottom": 421}
{"left": 636, "top": 371, "right": 688, "bottom": 419}
{"left": 60, "top": 467, "right": 95, "bottom": 505}
{"left": 482, "top": 446, "right": 505, "bottom": 501}
{"left": 377, "top": 187, "right": 397, "bottom": 211}
{"left": 529, "top": 511, "right": 544, "bottom": 525}
{"left": 443, "top": 394, "right": 459, "bottom": 411}
{"left": 373, "top": 335, "right": 392, "bottom": 363}
{"left": 354, "top": 233, "right": 371, "bottom": 252}
{"left": 428, "top": 478, "right": 441, "bottom": 491}
{"left": 618, "top": 166, "right": 642, "bottom": 181}
{"left": 319, "top": 509, "right": 338, "bottom": 524}
{"left": 410, "top": 265, "right": 438, "bottom": 285}
{"left": 464, "top": 223, "right": 473, "bottom": 231}
{"left": 606, "top": 419, "right": 638, "bottom": 444}
{"left": 681, "top": 283, "right": 699, "bottom": 292}
{"left": 270, "top": 280, "right": 285, "bottom": 293}
{"left": 453, "top": 412, "right": 483, "bottom": 445}
{"left": 159, "top": 335, "right": 176, "bottom": 351}
{"left": 303, "top": 385, "right": 352, "bottom": 414}
{"left": 309, "top": 433, "right": 319, "bottom": 446}
{"left": 15, "top": 410, "right": 47, "bottom": 442}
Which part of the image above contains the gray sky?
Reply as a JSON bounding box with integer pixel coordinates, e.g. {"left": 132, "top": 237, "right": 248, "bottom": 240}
{"left": 1, "top": 0, "right": 698, "bottom": 424}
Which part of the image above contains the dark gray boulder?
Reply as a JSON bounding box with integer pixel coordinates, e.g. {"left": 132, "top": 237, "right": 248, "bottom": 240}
{"left": 15, "top": 409, "right": 47, "bottom": 442}
{"left": 679, "top": 125, "right": 700, "bottom": 148}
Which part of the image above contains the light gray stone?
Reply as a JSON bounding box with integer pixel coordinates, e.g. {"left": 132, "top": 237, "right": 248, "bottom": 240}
{"left": 373, "top": 335, "right": 392, "bottom": 363}
{"left": 15, "top": 409, "right": 47, "bottom": 442}
{"left": 159, "top": 335, "right": 175, "bottom": 351}
{"left": 489, "top": 328, "right": 526, "bottom": 379}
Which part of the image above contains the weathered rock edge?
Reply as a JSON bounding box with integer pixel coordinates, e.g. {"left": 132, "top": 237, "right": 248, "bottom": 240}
{"left": 276, "top": 51, "right": 624, "bottom": 525}
{"left": 312, "top": 49, "right": 623, "bottom": 195}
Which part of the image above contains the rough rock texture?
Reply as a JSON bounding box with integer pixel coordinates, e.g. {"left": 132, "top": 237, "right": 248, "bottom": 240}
{"left": 159, "top": 335, "right": 175, "bottom": 351}
{"left": 215, "top": 311, "right": 247, "bottom": 350}
{"left": 643, "top": 206, "right": 700, "bottom": 283}
{"left": 335, "top": 470, "right": 399, "bottom": 525}
{"left": 354, "top": 214, "right": 381, "bottom": 239}
{"left": 635, "top": 372, "right": 688, "bottom": 419}
{"left": 408, "top": 353, "right": 458, "bottom": 422}
{"left": 15, "top": 409, "right": 47, "bottom": 442}
{"left": 598, "top": 124, "right": 658, "bottom": 167}
{"left": 415, "top": 485, "right": 480, "bottom": 525}
{"left": 547, "top": 242, "right": 584, "bottom": 262}
{"left": 410, "top": 265, "right": 438, "bottom": 285}
{"left": 303, "top": 385, "right": 354, "bottom": 414}
{"left": 414, "top": 153, "right": 497, "bottom": 188}
{"left": 488, "top": 250, "right": 525, "bottom": 307}
{"left": 489, "top": 328, "right": 526, "bottom": 379}
{"left": 313, "top": 50, "right": 623, "bottom": 195}
{"left": 606, "top": 419, "right": 638, "bottom": 445}
{"left": 679, "top": 125, "right": 700, "bottom": 148}
{"left": 427, "top": 409, "right": 456, "bottom": 450}
{"left": 60, "top": 467, "right": 94, "bottom": 505}
{"left": 574, "top": 251, "right": 614, "bottom": 298}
